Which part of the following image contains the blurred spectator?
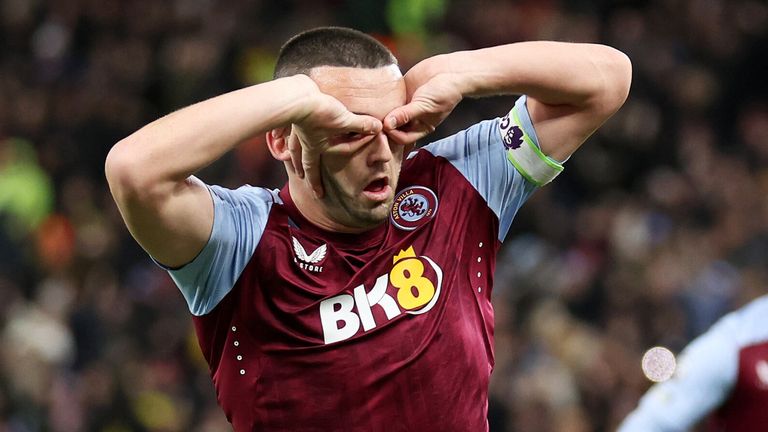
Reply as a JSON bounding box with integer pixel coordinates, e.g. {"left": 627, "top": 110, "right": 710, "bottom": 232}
{"left": 0, "top": 138, "right": 53, "bottom": 238}
{"left": 0, "top": 0, "right": 766, "bottom": 430}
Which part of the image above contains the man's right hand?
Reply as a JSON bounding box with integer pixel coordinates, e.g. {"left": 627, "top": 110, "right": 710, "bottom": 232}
{"left": 289, "top": 78, "right": 383, "bottom": 198}
{"left": 106, "top": 74, "right": 381, "bottom": 268}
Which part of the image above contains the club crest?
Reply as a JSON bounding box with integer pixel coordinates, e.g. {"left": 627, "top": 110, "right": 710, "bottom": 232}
{"left": 390, "top": 186, "right": 438, "bottom": 231}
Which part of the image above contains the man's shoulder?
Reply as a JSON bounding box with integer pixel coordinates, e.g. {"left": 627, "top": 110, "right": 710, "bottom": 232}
{"left": 208, "top": 184, "right": 284, "bottom": 233}
{"left": 419, "top": 118, "right": 500, "bottom": 154}
{"left": 400, "top": 144, "right": 459, "bottom": 176}
{"left": 208, "top": 184, "right": 281, "bottom": 206}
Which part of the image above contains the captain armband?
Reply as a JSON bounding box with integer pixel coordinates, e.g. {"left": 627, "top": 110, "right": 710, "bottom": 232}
{"left": 498, "top": 106, "right": 564, "bottom": 186}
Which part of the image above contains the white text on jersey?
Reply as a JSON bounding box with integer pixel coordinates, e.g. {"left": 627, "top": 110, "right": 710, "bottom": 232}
{"left": 319, "top": 246, "right": 443, "bottom": 344}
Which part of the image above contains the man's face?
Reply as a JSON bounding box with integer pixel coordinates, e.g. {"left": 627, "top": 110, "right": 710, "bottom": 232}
{"left": 304, "top": 65, "right": 407, "bottom": 231}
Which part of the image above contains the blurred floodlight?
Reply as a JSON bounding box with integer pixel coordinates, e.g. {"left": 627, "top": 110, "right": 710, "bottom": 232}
{"left": 641, "top": 346, "right": 676, "bottom": 382}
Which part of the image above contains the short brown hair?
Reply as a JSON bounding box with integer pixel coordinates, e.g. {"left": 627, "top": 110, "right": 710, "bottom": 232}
{"left": 274, "top": 27, "right": 398, "bottom": 79}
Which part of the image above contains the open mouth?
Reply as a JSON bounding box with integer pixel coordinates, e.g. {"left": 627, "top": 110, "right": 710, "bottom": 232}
{"left": 364, "top": 177, "right": 389, "bottom": 193}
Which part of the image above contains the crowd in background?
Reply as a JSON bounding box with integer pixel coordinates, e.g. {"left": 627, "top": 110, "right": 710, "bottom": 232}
{"left": 1, "top": 0, "right": 767, "bottom": 431}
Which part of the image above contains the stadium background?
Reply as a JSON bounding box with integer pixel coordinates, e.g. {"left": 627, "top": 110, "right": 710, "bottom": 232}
{"left": 0, "top": 0, "right": 767, "bottom": 430}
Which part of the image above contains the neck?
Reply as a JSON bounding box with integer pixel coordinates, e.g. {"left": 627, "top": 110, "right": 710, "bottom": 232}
{"left": 288, "top": 177, "right": 368, "bottom": 234}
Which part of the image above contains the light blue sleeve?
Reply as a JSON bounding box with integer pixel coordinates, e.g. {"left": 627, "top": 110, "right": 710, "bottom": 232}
{"left": 161, "top": 185, "right": 277, "bottom": 316}
{"left": 421, "top": 96, "right": 560, "bottom": 241}
{"left": 618, "top": 314, "right": 740, "bottom": 432}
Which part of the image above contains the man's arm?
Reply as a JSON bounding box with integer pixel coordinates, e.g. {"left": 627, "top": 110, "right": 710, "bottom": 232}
{"left": 385, "top": 41, "right": 632, "bottom": 161}
{"left": 105, "top": 75, "right": 381, "bottom": 268}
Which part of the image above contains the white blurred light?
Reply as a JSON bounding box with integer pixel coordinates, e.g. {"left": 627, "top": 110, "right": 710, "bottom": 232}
{"left": 642, "top": 346, "right": 676, "bottom": 382}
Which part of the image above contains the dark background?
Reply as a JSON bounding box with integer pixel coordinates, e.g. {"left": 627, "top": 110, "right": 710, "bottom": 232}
{"left": 0, "top": 0, "right": 767, "bottom": 430}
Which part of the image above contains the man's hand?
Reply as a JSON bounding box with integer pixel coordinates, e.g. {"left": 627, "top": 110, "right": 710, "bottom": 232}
{"left": 290, "top": 87, "right": 383, "bottom": 198}
{"left": 383, "top": 68, "right": 463, "bottom": 146}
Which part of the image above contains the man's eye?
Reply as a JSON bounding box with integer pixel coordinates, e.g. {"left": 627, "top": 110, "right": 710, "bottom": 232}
{"left": 330, "top": 132, "right": 367, "bottom": 147}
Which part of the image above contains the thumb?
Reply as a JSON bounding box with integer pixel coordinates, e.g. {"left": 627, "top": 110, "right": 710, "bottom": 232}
{"left": 385, "top": 102, "right": 425, "bottom": 130}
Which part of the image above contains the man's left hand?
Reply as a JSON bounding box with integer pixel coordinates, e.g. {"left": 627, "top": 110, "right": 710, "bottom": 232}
{"left": 384, "top": 71, "right": 463, "bottom": 146}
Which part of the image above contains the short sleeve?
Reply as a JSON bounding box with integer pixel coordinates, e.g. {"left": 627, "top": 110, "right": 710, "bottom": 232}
{"left": 160, "top": 185, "right": 278, "bottom": 316}
{"left": 618, "top": 314, "right": 740, "bottom": 431}
{"left": 420, "top": 95, "right": 563, "bottom": 241}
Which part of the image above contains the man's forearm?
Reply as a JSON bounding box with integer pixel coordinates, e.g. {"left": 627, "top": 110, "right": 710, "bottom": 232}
{"left": 397, "top": 41, "right": 631, "bottom": 160}
{"left": 422, "top": 41, "right": 631, "bottom": 112}
{"left": 106, "top": 74, "right": 317, "bottom": 196}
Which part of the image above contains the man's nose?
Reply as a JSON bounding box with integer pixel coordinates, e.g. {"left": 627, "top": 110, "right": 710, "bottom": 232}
{"left": 366, "top": 132, "right": 393, "bottom": 166}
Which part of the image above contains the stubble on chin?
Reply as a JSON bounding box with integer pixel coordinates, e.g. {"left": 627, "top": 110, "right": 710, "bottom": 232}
{"left": 321, "top": 168, "right": 391, "bottom": 230}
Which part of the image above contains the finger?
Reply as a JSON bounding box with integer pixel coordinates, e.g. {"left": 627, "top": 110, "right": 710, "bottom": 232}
{"left": 384, "top": 102, "right": 425, "bottom": 131}
{"left": 271, "top": 127, "right": 288, "bottom": 139}
{"left": 386, "top": 128, "right": 428, "bottom": 147}
{"left": 386, "top": 117, "right": 435, "bottom": 144}
{"left": 302, "top": 148, "right": 324, "bottom": 198}
{"left": 342, "top": 113, "right": 383, "bottom": 135}
{"left": 287, "top": 133, "right": 304, "bottom": 178}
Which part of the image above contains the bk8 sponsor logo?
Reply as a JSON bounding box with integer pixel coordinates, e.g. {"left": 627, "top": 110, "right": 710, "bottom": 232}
{"left": 319, "top": 246, "right": 443, "bottom": 344}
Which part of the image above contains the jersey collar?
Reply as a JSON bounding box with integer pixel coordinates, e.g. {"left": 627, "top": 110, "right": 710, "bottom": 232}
{"left": 278, "top": 184, "right": 389, "bottom": 249}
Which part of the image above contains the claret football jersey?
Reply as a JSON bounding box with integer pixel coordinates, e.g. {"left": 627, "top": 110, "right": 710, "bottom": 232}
{"left": 161, "top": 96, "right": 563, "bottom": 431}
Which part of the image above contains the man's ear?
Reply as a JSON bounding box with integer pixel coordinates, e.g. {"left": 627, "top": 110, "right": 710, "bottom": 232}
{"left": 265, "top": 127, "right": 291, "bottom": 162}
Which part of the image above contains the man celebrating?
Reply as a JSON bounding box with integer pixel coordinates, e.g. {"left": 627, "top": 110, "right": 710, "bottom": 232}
{"left": 106, "top": 27, "right": 631, "bottom": 431}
